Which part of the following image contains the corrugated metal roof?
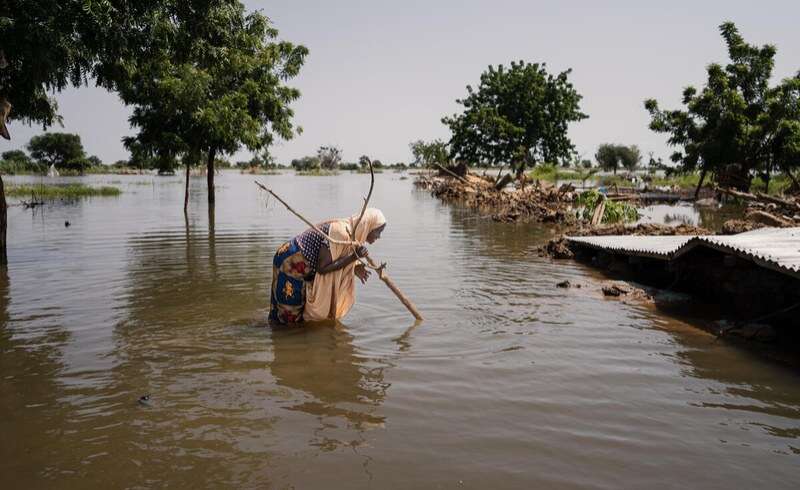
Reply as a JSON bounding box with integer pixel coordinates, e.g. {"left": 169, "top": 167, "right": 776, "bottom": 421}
{"left": 566, "top": 227, "right": 800, "bottom": 279}
{"left": 566, "top": 235, "right": 693, "bottom": 259}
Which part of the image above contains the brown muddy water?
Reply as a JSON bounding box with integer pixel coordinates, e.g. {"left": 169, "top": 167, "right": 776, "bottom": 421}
{"left": 1, "top": 172, "right": 798, "bottom": 489}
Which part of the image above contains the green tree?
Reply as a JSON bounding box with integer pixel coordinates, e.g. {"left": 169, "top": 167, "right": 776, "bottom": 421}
{"left": 618, "top": 145, "right": 641, "bottom": 171}
{"left": 118, "top": 2, "right": 307, "bottom": 207}
{"left": 595, "top": 144, "right": 620, "bottom": 174}
{"left": 645, "top": 22, "right": 800, "bottom": 194}
{"left": 596, "top": 143, "right": 641, "bottom": 174}
{"left": 27, "top": 133, "right": 85, "bottom": 168}
{"left": 443, "top": 61, "right": 587, "bottom": 188}
{"left": 291, "top": 156, "right": 320, "bottom": 171}
{"left": 409, "top": 139, "right": 449, "bottom": 168}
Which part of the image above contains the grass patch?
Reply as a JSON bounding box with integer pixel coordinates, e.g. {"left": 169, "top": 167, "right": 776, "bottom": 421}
{"left": 7, "top": 183, "right": 122, "bottom": 199}
{"left": 750, "top": 174, "right": 794, "bottom": 195}
{"left": 529, "top": 163, "right": 586, "bottom": 182}
{"left": 296, "top": 169, "right": 339, "bottom": 176}
{"left": 648, "top": 172, "right": 702, "bottom": 190}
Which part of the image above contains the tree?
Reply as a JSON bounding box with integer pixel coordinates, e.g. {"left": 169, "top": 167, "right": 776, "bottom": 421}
{"left": 0, "top": 0, "right": 98, "bottom": 264}
{"left": 291, "top": 156, "right": 320, "bottom": 171}
{"left": 618, "top": 145, "right": 642, "bottom": 171}
{"left": 443, "top": 61, "right": 588, "bottom": 188}
{"left": 318, "top": 146, "right": 342, "bottom": 170}
{"left": 596, "top": 143, "right": 641, "bottom": 174}
{"left": 595, "top": 144, "right": 620, "bottom": 174}
{"left": 645, "top": 22, "right": 800, "bottom": 194}
{"left": 118, "top": 2, "right": 307, "bottom": 207}
{"left": 27, "top": 133, "right": 85, "bottom": 168}
{"left": 409, "top": 139, "right": 449, "bottom": 168}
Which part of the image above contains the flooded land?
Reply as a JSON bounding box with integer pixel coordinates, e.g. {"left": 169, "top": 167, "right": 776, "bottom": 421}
{"left": 1, "top": 171, "right": 798, "bottom": 489}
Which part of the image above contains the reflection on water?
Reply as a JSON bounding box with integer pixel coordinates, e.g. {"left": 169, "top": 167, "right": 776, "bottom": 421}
{"left": 636, "top": 202, "right": 745, "bottom": 230}
{"left": 270, "top": 325, "right": 389, "bottom": 446}
{"left": 1, "top": 172, "right": 799, "bottom": 488}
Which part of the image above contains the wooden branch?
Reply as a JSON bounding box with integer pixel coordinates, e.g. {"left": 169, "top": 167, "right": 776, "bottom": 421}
{"left": 716, "top": 186, "right": 758, "bottom": 202}
{"left": 254, "top": 180, "right": 359, "bottom": 246}
{"left": 350, "top": 158, "right": 375, "bottom": 246}
{"left": 433, "top": 163, "right": 471, "bottom": 185}
{"left": 755, "top": 192, "right": 800, "bottom": 212}
{"left": 366, "top": 257, "right": 423, "bottom": 321}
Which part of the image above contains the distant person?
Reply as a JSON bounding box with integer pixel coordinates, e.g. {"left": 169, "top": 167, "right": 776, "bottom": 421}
{"left": 269, "top": 208, "right": 386, "bottom": 324}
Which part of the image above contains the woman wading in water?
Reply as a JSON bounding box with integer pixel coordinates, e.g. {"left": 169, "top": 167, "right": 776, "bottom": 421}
{"left": 269, "top": 208, "right": 386, "bottom": 324}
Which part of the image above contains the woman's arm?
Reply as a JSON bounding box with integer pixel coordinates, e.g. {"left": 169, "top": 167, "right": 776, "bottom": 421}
{"left": 317, "top": 244, "right": 368, "bottom": 274}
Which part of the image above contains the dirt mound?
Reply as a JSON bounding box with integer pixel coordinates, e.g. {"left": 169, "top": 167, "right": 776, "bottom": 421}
{"left": 415, "top": 174, "right": 576, "bottom": 224}
{"left": 569, "top": 222, "right": 710, "bottom": 237}
{"left": 720, "top": 219, "right": 765, "bottom": 235}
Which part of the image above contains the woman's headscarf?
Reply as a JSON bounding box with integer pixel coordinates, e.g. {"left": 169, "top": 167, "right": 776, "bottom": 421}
{"left": 304, "top": 208, "right": 386, "bottom": 322}
{"left": 348, "top": 208, "right": 386, "bottom": 243}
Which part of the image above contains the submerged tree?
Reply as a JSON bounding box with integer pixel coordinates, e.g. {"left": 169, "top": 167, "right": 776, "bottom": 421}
{"left": 645, "top": 22, "right": 800, "bottom": 194}
{"left": 117, "top": 2, "right": 307, "bottom": 207}
{"left": 443, "top": 61, "right": 588, "bottom": 189}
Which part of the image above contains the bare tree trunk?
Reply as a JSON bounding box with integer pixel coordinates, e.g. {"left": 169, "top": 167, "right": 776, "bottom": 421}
{"left": 694, "top": 167, "right": 707, "bottom": 200}
{"left": 184, "top": 163, "right": 190, "bottom": 214}
{"left": 207, "top": 147, "right": 216, "bottom": 205}
{"left": 0, "top": 174, "right": 6, "bottom": 265}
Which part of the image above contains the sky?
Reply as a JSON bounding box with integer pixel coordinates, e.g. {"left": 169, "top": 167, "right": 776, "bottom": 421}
{"left": 5, "top": 0, "right": 800, "bottom": 165}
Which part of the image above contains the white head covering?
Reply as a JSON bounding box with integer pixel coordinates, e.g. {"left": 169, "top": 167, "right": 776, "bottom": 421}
{"left": 349, "top": 208, "right": 386, "bottom": 243}
{"left": 304, "top": 208, "right": 387, "bottom": 322}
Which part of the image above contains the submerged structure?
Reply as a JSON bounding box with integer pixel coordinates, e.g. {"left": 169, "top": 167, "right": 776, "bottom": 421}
{"left": 567, "top": 227, "right": 800, "bottom": 334}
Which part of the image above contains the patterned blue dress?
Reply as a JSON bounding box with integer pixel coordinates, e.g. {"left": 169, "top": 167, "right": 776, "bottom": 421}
{"left": 269, "top": 223, "right": 331, "bottom": 324}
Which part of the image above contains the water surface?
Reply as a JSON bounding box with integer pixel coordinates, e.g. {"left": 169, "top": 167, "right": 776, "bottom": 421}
{"left": 1, "top": 172, "right": 798, "bottom": 488}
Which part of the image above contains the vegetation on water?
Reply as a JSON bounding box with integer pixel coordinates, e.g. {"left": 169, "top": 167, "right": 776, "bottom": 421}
{"left": 576, "top": 190, "right": 639, "bottom": 224}
{"left": 296, "top": 169, "right": 339, "bottom": 176}
{"left": 7, "top": 184, "right": 122, "bottom": 199}
{"left": 442, "top": 60, "right": 588, "bottom": 188}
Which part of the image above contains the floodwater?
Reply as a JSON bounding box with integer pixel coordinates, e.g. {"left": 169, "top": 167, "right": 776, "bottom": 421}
{"left": 1, "top": 172, "right": 798, "bottom": 489}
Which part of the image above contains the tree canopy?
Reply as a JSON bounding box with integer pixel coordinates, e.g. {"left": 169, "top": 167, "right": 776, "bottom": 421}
{"left": 442, "top": 61, "right": 587, "bottom": 180}
{"left": 409, "top": 139, "right": 449, "bottom": 168}
{"left": 645, "top": 22, "right": 800, "bottom": 191}
{"left": 27, "top": 132, "right": 85, "bottom": 168}
{"left": 595, "top": 144, "right": 641, "bottom": 174}
{"left": 117, "top": 1, "right": 307, "bottom": 203}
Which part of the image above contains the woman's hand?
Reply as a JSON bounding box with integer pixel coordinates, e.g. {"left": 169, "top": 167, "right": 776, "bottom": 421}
{"left": 355, "top": 245, "right": 369, "bottom": 258}
{"left": 354, "top": 264, "right": 371, "bottom": 284}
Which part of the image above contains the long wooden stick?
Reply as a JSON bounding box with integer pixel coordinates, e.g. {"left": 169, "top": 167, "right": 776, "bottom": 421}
{"left": 255, "top": 180, "right": 359, "bottom": 246}
{"left": 366, "top": 256, "right": 423, "bottom": 320}
{"left": 254, "top": 179, "right": 423, "bottom": 320}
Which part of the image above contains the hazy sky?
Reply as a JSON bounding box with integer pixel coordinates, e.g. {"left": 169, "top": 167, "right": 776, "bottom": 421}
{"left": 6, "top": 0, "right": 800, "bottom": 165}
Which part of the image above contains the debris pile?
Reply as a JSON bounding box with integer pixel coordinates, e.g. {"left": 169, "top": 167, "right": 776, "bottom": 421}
{"left": 718, "top": 187, "right": 800, "bottom": 228}
{"left": 414, "top": 173, "right": 577, "bottom": 224}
